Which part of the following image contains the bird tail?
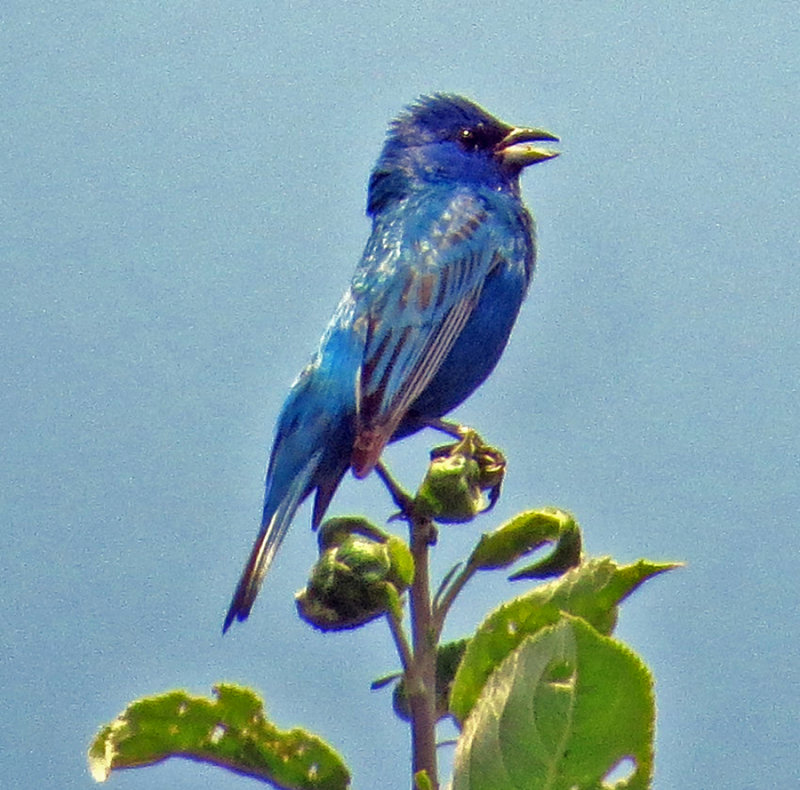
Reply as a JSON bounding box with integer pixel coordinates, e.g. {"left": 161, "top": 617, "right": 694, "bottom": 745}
{"left": 224, "top": 309, "right": 362, "bottom": 632}
{"left": 223, "top": 452, "right": 321, "bottom": 633}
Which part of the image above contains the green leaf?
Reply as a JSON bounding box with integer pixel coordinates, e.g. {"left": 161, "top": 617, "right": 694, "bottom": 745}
{"left": 450, "top": 558, "right": 677, "bottom": 722}
{"left": 88, "top": 684, "right": 350, "bottom": 789}
{"left": 468, "top": 508, "right": 578, "bottom": 572}
{"left": 451, "top": 615, "right": 654, "bottom": 790}
{"left": 509, "top": 519, "right": 582, "bottom": 580}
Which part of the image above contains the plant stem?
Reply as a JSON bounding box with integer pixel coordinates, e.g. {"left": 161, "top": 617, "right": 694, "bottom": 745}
{"left": 407, "top": 513, "right": 439, "bottom": 790}
{"left": 376, "top": 462, "right": 439, "bottom": 790}
{"left": 386, "top": 604, "right": 414, "bottom": 673}
{"left": 431, "top": 561, "right": 478, "bottom": 640}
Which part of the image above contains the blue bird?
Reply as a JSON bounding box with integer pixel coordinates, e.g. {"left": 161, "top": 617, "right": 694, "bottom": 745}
{"left": 224, "top": 94, "right": 558, "bottom": 631}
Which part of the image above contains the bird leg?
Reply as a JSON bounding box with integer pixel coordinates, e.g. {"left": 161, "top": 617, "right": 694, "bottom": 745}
{"left": 422, "top": 417, "right": 468, "bottom": 439}
{"left": 375, "top": 461, "right": 438, "bottom": 546}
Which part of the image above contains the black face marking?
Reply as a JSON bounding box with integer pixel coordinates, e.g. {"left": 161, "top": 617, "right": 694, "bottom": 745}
{"left": 454, "top": 122, "right": 506, "bottom": 153}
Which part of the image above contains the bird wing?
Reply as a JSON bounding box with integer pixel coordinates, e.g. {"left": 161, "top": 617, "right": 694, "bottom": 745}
{"left": 351, "top": 190, "right": 502, "bottom": 476}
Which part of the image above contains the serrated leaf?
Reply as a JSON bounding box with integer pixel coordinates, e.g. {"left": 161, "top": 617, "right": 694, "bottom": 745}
{"left": 451, "top": 615, "right": 654, "bottom": 790}
{"left": 450, "top": 558, "right": 677, "bottom": 722}
{"left": 88, "top": 684, "right": 350, "bottom": 789}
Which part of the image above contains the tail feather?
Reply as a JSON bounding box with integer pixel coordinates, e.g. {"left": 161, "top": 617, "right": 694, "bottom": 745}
{"left": 224, "top": 311, "right": 362, "bottom": 632}
{"left": 311, "top": 467, "right": 347, "bottom": 530}
{"left": 223, "top": 452, "right": 321, "bottom": 633}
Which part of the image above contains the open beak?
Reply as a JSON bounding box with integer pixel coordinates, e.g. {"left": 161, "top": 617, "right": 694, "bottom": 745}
{"left": 496, "top": 127, "right": 560, "bottom": 168}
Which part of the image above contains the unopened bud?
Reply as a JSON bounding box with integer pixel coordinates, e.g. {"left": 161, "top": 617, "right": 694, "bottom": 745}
{"left": 296, "top": 518, "right": 413, "bottom": 631}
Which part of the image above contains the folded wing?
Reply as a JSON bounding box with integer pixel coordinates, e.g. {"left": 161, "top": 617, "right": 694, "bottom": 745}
{"left": 351, "top": 191, "right": 503, "bottom": 476}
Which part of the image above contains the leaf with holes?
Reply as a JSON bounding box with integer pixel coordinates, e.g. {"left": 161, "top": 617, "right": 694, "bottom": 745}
{"left": 451, "top": 615, "right": 654, "bottom": 790}
{"left": 450, "top": 557, "right": 677, "bottom": 723}
{"left": 88, "top": 684, "right": 350, "bottom": 789}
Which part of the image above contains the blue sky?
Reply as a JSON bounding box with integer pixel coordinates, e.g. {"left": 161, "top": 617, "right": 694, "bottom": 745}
{"left": 2, "top": 2, "right": 797, "bottom": 788}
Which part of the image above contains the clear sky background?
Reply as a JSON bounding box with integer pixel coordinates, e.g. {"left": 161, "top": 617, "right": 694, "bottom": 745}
{"left": 2, "top": 2, "right": 797, "bottom": 788}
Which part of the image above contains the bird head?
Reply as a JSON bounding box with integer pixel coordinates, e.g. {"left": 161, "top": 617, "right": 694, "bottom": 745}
{"left": 368, "top": 94, "right": 558, "bottom": 214}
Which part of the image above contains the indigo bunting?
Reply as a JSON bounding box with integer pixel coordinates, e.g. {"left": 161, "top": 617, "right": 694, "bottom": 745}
{"left": 224, "top": 94, "right": 558, "bottom": 631}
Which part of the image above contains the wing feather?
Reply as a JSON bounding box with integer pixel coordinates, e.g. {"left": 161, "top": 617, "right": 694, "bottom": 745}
{"left": 351, "top": 192, "right": 503, "bottom": 476}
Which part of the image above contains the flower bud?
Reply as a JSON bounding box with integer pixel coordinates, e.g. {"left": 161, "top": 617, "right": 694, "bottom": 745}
{"left": 415, "top": 431, "right": 506, "bottom": 523}
{"left": 296, "top": 518, "right": 413, "bottom": 631}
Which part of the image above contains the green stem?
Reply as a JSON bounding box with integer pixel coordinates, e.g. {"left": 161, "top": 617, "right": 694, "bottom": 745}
{"left": 431, "top": 561, "right": 478, "bottom": 640}
{"left": 376, "top": 463, "right": 439, "bottom": 790}
{"left": 407, "top": 512, "right": 438, "bottom": 790}
{"left": 386, "top": 602, "right": 414, "bottom": 673}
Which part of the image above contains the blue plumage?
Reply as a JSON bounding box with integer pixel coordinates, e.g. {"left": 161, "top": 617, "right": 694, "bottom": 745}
{"left": 224, "top": 95, "right": 558, "bottom": 631}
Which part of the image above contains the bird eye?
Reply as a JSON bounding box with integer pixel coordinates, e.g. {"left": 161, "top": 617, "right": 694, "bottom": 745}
{"left": 455, "top": 124, "right": 499, "bottom": 152}
{"left": 456, "top": 129, "right": 478, "bottom": 151}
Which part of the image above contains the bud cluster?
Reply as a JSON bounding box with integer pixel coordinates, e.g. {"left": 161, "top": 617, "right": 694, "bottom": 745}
{"left": 296, "top": 517, "right": 414, "bottom": 631}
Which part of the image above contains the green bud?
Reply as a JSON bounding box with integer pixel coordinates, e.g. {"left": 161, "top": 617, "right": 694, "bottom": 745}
{"left": 385, "top": 535, "right": 415, "bottom": 588}
{"left": 415, "top": 430, "right": 506, "bottom": 523}
{"left": 316, "top": 516, "right": 390, "bottom": 551}
{"left": 416, "top": 451, "right": 483, "bottom": 522}
{"left": 472, "top": 442, "right": 506, "bottom": 501}
{"left": 296, "top": 518, "right": 413, "bottom": 631}
{"left": 414, "top": 771, "right": 435, "bottom": 790}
